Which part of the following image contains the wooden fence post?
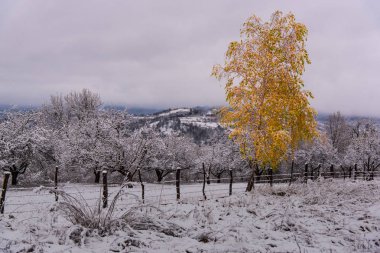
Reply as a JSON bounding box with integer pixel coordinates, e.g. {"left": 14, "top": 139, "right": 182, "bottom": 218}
{"left": 102, "top": 170, "right": 108, "bottom": 208}
{"left": 176, "top": 169, "right": 180, "bottom": 200}
{"left": 138, "top": 168, "right": 144, "bottom": 204}
{"left": 229, "top": 168, "right": 233, "bottom": 196}
{"left": 354, "top": 164, "right": 357, "bottom": 180}
{"left": 304, "top": 163, "right": 308, "bottom": 184}
{"left": 54, "top": 166, "right": 59, "bottom": 202}
{"left": 202, "top": 163, "right": 207, "bottom": 200}
{"left": 268, "top": 168, "right": 273, "bottom": 187}
{"left": 289, "top": 161, "right": 294, "bottom": 186}
{"left": 0, "top": 172, "right": 10, "bottom": 214}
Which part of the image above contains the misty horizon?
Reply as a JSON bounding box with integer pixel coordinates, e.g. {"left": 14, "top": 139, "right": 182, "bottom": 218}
{"left": 1, "top": 1, "right": 380, "bottom": 116}
{"left": 1, "top": 102, "right": 380, "bottom": 119}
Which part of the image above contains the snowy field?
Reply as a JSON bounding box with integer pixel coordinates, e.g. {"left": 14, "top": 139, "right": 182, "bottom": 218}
{"left": 1, "top": 179, "right": 380, "bottom": 252}
{"left": 2, "top": 181, "right": 248, "bottom": 215}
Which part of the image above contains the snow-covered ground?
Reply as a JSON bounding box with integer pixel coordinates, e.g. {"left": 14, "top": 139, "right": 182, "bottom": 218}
{"left": 180, "top": 117, "right": 221, "bottom": 129}
{"left": 1, "top": 179, "right": 380, "bottom": 252}
{"left": 2, "top": 181, "right": 247, "bottom": 215}
{"left": 157, "top": 108, "right": 191, "bottom": 117}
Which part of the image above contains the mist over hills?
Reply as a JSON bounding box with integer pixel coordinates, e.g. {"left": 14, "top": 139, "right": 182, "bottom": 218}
{"left": 0, "top": 103, "right": 379, "bottom": 123}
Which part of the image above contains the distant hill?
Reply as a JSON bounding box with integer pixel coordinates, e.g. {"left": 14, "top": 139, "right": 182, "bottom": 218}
{"left": 316, "top": 112, "right": 380, "bottom": 125}
{"left": 127, "top": 107, "right": 223, "bottom": 144}
{"left": 102, "top": 105, "right": 164, "bottom": 115}
{"left": 0, "top": 103, "right": 379, "bottom": 124}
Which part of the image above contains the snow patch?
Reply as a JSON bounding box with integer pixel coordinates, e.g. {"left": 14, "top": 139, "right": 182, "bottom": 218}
{"left": 157, "top": 108, "right": 191, "bottom": 117}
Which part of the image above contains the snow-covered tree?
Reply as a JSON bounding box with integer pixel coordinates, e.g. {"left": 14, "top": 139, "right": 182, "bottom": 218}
{"left": 42, "top": 88, "right": 101, "bottom": 128}
{"left": 212, "top": 11, "right": 317, "bottom": 171}
{"left": 345, "top": 119, "right": 380, "bottom": 179}
{"left": 0, "top": 112, "right": 53, "bottom": 185}
{"left": 148, "top": 133, "right": 198, "bottom": 182}
{"left": 295, "top": 134, "right": 338, "bottom": 175}
{"left": 200, "top": 135, "right": 243, "bottom": 183}
{"left": 325, "top": 112, "right": 351, "bottom": 155}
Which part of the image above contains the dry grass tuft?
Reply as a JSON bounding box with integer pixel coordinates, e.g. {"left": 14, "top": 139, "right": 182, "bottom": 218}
{"left": 49, "top": 183, "right": 137, "bottom": 233}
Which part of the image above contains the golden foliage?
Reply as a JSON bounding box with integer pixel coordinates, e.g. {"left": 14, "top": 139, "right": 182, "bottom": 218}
{"left": 212, "top": 11, "right": 318, "bottom": 169}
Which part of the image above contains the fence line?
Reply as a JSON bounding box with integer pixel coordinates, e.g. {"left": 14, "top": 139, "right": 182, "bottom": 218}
{"left": 1, "top": 167, "right": 379, "bottom": 215}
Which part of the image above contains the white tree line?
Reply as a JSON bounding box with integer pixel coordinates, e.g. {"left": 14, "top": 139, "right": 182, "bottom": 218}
{"left": 0, "top": 90, "right": 379, "bottom": 186}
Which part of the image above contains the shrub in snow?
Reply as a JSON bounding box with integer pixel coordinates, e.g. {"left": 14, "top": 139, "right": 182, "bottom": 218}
{"left": 50, "top": 183, "right": 138, "bottom": 234}
{"left": 49, "top": 182, "right": 185, "bottom": 241}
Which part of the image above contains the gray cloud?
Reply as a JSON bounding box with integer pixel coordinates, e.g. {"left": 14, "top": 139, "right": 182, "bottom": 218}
{"left": 0, "top": 0, "right": 379, "bottom": 116}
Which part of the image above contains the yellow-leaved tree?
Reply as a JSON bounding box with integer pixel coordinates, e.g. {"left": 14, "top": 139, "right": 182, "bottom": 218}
{"left": 212, "top": 11, "right": 318, "bottom": 191}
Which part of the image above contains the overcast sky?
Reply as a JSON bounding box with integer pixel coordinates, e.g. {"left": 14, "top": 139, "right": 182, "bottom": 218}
{"left": 0, "top": 1, "right": 380, "bottom": 116}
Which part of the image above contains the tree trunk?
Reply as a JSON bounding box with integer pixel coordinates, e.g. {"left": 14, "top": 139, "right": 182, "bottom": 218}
{"left": 246, "top": 161, "right": 255, "bottom": 192}
{"left": 94, "top": 170, "right": 101, "bottom": 183}
{"left": 289, "top": 160, "right": 294, "bottom": 186}
{"left": 217, "top": 174, "right": 221, "bottom": 183}
{"left": 11, "top": 171, "right": 19, "bottom": 185}
{"left": 206, "top": 168, "right": 211, "bottom": 185}
{"left": 310, "top": 165, "right": 314, "bottom": 181}
{"left": 255, "top": 166, "right": 262, "bottom": 182}
{"left": 268, "top": 168, "right": 273, "bottom": 187}
{"left": 246, "top": 172, "right": 254, "bottom": 192}
{"left": 155, "top": 169, "right": 163, "bottom": 182}
{"left": 330, "top": 164, "right": 334, "bottom": 178}
{"left": 127, "top": 172, "right": 133, "bottom": 182}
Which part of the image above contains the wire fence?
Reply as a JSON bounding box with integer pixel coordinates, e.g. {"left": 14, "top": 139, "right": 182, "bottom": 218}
{"left": 1, "top": 169, "right": 379, "bottom": 215}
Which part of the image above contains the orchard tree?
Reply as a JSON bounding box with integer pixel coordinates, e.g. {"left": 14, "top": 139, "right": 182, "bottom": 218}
{"left": 59, "top": 116, "right": 115, "bottom": 182}
{"left": 42, "top": 88, "right": 102, "bottom": 128}
{"left": 345, "top": 119, "right": 380, "bottom": 180}
{"left": 41, "top": 89, "right": 105, "bottom": 182}
{"left": 212, "top": 11, "right": 317, "bottom": 190}
{"left": 325, "top": 112, "right": 351, "bottom": 155}
{"left": 0, "top": 112, "right": 52, "bottom": 185}
{"left": 150, "top": 134, "right": 198, "bottom": 182}
{"left": 201, "top": 135, "right": 242, "bottom": 183}
{"left": 295, "top": 134, "right": 338, "bottom": 175}
{"left": 106, "top": 127, "right": 161, "bottom": 181}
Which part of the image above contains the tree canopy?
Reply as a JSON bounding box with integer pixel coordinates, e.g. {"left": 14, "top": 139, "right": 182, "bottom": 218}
{"left": 212, "top": 11, "right": 318, "bottom": 169}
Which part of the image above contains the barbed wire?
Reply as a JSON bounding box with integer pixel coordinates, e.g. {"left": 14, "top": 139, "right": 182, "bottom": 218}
{"left": 2, "top": 173, "right": 379, "bottom": 215}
